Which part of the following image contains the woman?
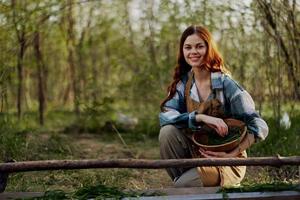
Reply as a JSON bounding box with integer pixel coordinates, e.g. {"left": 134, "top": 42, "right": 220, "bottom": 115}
{"left": 159, "top": 25, "right": 268, "bottom": 187}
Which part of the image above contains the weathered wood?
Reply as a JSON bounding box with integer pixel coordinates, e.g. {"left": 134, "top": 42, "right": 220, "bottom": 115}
{"left": 124, "top": 191, "right": 300, "bottom": 200}
{"left": 1, "top": 190, "right": 300, "bottom": 200}
{"left": 141, "top": 186, "right": 220, "bottom": 196}
{"left": 0, "top": 192, "right": 43, "bottom": 200}
{"left": 0, "top": 156, "right": 300, "bottom": 173}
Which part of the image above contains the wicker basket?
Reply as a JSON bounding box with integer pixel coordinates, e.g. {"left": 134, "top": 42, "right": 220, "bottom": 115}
{"left": 191, "top": 118, "right": 247, "bottom": 152}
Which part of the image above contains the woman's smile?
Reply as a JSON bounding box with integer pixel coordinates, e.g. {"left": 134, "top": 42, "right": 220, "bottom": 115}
{"left": 189, "top": 56, "right": 201, "bottom": 61}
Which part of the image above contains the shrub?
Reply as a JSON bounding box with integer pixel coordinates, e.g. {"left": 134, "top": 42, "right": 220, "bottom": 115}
{"left": 0, "top": 114, "right": 26, "bottom": 161}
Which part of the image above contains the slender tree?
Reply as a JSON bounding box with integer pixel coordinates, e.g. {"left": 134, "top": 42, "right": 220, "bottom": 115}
{"left": 33, "top": 30, "right": 46, "bottom": 125}
{"left": 11, "top": 0, "right": 29, "bottom": 119}
{"left": 66, "top": 0, "right": 80, "bottom": 116}
{"left": 256, "top": 0, "right": 300, "bottom": 100}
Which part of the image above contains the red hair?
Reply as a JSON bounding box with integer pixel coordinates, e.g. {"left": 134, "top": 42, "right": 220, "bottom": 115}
{"left": 160, "top": 25, "right": 230, "bottom": 111}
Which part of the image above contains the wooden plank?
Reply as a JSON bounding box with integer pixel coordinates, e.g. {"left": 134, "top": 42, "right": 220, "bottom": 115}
{"left": 1, "top": 190, "right": 299, "bottom": 200}
{"left": 0, "top": 192, "right": 43, "bottom": 200}
{"left": 141, "top": 186, "right": 220, "bottom": 196}
{"left": 124, "top": 191, "right": 300, "bottom": 200}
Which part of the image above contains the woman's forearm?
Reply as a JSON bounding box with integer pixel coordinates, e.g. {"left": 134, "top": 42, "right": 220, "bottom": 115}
{"left": 195, "top": 114, "right": 229, "bottom": 137}
{"left": 195, "top": 113, "right": 206, "bottom": 122}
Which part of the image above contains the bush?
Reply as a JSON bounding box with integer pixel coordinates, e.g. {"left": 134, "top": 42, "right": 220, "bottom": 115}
{"left": 249, "top": 114, "right": 300, "bottom": 156}
{"left": 0, "top": 114, "right": 26, "bottom": 161}
{"left": 64, "top": 97, "right": 116, "bottom": 134}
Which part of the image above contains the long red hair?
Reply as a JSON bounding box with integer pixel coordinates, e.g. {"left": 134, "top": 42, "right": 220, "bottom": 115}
{"left": 160, "top": 25, "right": 230, "bottom": 111}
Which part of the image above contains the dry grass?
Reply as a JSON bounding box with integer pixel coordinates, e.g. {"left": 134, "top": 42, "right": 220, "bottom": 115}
{"left": 6, "top": 132, "right": 173, "bottom": 192}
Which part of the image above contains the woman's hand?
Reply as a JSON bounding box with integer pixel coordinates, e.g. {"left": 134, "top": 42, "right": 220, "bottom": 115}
{"left": 196, "top": 114, "right": 228, "bottom": 137}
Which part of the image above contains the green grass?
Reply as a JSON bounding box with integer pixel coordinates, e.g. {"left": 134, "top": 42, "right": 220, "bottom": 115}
{"left": 4, "top": 129, "right": 163, "bottom": 192}
{"left": 7, "top": 169, "right": 140, "bottom": 192}
{"left": 249, "top": 114, "right": 300, "bottom": 156}
{"left": 17, "top": 184, "right": 142, "bottom": 200}
{"left": 243, "top": 112, "right": 300, "bottom": 185}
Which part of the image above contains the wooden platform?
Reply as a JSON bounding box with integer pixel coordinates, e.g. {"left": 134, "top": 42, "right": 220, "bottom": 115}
{"left": 0, "top": 192, "right": 43, "bottom": 199}
{"left": 1, "top": 187, "right": 300, "bottom": 200}
{"left": 136, "top": 187, "right": 300, "bottom": 200}
{"left": 126, "top": 191, "right": 300, "bottom": 200}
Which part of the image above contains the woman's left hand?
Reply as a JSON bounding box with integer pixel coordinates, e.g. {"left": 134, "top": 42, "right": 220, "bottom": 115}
{"left": 199, "top": 148, "right": 236, "bottom": 158}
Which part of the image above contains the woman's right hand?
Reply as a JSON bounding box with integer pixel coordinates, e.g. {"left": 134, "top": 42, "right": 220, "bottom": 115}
{"left": 195, "top": 114, "right": 228, "bottom": 137}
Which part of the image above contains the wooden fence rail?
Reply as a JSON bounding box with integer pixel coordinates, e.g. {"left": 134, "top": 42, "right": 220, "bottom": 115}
{"left": 1, "top": 156, "right": 300, "bottom": 173}
{"left": 1, "top": 156, "right": 300, "bottom": 193}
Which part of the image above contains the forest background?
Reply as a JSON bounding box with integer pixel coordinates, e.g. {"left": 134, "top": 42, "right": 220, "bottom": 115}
{"left": 0, "top": 0, "right": 299, "bottom": 193}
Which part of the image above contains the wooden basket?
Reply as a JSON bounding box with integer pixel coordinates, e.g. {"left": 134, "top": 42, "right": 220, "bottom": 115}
{"left": 191, "top": 118, "right": 247, "bottom": 152}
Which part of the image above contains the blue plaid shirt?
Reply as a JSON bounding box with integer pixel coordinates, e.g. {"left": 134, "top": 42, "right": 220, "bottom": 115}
{"left": 159, "top": 72, "right": 268, "bottom": 141}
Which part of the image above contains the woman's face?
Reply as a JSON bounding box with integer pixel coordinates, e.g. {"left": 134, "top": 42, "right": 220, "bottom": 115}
{"left": 183, "top": 34, "right": 207, "bottom": 68}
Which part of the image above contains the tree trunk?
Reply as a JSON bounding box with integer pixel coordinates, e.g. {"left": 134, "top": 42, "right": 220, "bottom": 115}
{"left": 88, "top": 37, "right": 99, "bottom": 104}
{"left": 66, "top": 0, "right": 80, "bottom": 116}
{"left": 16, "top": 38, "right": 25, "bottom": 119}
{"left": 257, "top": 0, "right": 300, "bottom": 100}
{"left": 146, "top": 1, "right": 157, "bottom": 67}
{"left": 11, "top": 0, "right": 28, "bottom": 119}
{"left": 76, "top": 6, "right": 93, "bottom": 102}
{"left": 33, "top": 31, "right": 46, "bottom": 125}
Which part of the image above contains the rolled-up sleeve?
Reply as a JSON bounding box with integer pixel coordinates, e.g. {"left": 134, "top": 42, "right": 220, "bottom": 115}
{"left": 159, "top": 81, "right": 200, "bottom": 130}
{"left": 224, "top": 77, "right": 269, "bottom": 141}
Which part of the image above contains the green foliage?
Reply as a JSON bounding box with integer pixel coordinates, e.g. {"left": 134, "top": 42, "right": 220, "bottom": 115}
{"left": 72, "top": 184, "right": 139, "bottom": 200}
{"left": 82, "top": 98, "right": 116, "bottom": 131}
{"left": 25, "top": 134, "right": 74, "bottom": 160}
{"left": 0, "top": 114, "right": 26, "bottom": 161}
{"left": 0, "top": 111, "right": 77, "bottom": 161}
{"left": 19, "top": 190, "right": 68, "bottom": 200}
{"left": 64, "top": 97, "right": 116, "bottom": 134}
{"left": 132, "top": 115, "right": 160, "bottom": 138}
{"left": 45, "top": 110, "right": 75, "bottom": 131}
{"left": 249, "top": 114, "right": 300, "bottom": 156}
{"left": 19, "top": 184, "right": 141, "bottom": 200}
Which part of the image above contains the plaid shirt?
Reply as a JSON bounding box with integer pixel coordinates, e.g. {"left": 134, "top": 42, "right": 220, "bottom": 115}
{"left": 159, "top": 71, "right": 268, "bottom": 141}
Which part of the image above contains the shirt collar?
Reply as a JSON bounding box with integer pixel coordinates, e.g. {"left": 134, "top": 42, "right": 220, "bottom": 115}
{"left": 211, "top": 72, "right": 224, "bottom": 89}
{"left": 189, "top": 69, "right": 224, "bottom": 90}
{"left": 188, "top": 70, "right": 223, "bottom": 102}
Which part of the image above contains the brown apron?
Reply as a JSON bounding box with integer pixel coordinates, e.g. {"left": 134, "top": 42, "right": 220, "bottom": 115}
{"left": 184, "top": 72, "right": 246, "bottom": 187}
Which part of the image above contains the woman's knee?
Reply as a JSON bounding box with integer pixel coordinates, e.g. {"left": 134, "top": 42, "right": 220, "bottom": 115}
{"left": 158, "top": 125, "right": 179, "bottom": 144}
{"left": 197, "top": 167, "right": 220, "bottom": 187}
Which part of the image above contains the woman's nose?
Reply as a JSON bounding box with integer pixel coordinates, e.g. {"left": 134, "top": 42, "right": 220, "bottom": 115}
{"left": 190, "top": 47, "right": 198, "bottom": 53}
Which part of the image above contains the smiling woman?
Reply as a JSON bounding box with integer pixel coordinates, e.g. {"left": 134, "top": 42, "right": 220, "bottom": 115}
{"left": 159, "top": 25, "right": 269, "bottom": 188}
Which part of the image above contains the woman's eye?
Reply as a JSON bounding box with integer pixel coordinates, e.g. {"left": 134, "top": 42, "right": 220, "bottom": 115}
{"left": 197, "top": 45, "right": 204, "bottom": 49}
{"left": 184, "top": 46, "right": 191, "bottom": 50}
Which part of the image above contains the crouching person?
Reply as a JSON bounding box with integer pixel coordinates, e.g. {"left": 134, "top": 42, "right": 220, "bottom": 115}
{"left": 159, "top": 25, "right": 268, "bottom": 187}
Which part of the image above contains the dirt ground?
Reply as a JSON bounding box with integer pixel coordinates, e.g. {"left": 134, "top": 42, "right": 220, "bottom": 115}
{"left": 68, "top": 133, "right": 174, "bottom": 189}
